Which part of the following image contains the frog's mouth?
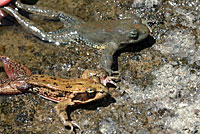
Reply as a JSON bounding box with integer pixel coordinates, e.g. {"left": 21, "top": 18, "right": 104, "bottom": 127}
{"left": 72, "top": 91, "right": 107, "bottom": 103}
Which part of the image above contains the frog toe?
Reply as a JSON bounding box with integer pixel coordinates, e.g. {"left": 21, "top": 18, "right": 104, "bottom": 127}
{"left": 64, "top": 120, "right": 81, "bottom": 132}
{"left": 105, "top": 68, "right": 120, "bottom": 76}
{"left": 71, "top": 121, "right": 81, "bottom": 130}
{"left": 111, "top": 70, "right": 120, "bottom": 76}
{"left": 101, "top": 75, "right": 120, "bottom": 87}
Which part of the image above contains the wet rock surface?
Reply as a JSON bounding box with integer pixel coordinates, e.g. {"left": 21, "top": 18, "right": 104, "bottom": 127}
{"left": 0, "top": 0, "right": 200, "bottom": 134}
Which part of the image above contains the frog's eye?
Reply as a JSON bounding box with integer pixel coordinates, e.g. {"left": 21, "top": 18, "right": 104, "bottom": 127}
{"left": 85, "top": 88, "right": 96, "bottom": 98}
{"left": 87, "top": 88, "right": 96, "bottom": 93}
{"left": 128, "top": 30, "right": 138, "bottom": 40}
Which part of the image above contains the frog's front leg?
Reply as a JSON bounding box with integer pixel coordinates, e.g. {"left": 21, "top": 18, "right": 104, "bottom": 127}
{"left": 101, "top": 42, "right": 120, "bottom": 75}
{"left": 15, "top": 1, "right": 84, "bottom": 26}
{"left": 55, "top": 96, "right": 80, "bottom": 131}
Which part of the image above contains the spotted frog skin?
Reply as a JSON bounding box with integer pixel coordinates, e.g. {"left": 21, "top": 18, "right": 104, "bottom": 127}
{"left": 2, "top": 1, "right": 150, "bottom": 74}
{"left": 0, "top": 56, "right": 117, "bottom": 131}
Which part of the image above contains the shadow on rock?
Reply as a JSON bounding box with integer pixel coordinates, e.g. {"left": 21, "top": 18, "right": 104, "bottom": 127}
{"left": 70, "top": 94, "right": 115, "bottom": 112}
{"left": 112, "top": 35, "right": 155, "bottom": 71}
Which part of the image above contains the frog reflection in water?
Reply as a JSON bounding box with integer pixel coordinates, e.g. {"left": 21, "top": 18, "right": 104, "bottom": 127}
{"left": 0, "top": 56, "right": 117, "bottom": 131}
{"left": 2, "top": 1, "right": 150, "bottom": 74}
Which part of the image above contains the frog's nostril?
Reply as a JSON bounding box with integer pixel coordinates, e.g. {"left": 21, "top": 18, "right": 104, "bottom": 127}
{"left": 128, "top": 30, "right": 138, "bottom": 39}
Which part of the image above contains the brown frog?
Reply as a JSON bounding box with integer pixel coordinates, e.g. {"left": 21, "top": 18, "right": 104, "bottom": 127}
{"left": 0, "top": 56, "right": 117, "bottom": 132}
{"left": 2, "top": 1, "right": 150, "bottom": 74}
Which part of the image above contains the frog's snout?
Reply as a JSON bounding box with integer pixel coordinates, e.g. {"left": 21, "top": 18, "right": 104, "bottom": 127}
{"left": 128, "top": 30, "right": 138, "bottom": 40}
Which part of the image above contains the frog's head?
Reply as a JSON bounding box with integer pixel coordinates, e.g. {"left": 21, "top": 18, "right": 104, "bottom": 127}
{"left": 72, "top": 83, "right": 108, "bottom": 104}
{"left": 113, "top": 18, "right": 150, "bottom": 45}
{"left": 127, "top": 22, "right": 150, "bottom": 43}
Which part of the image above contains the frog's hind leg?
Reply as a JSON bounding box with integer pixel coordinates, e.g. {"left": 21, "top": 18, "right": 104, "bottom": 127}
{"left": 15, "top": 1, "right": 84, "bottom": 26}
{"left": 0, "top": 56, "right": 32, "bottom": 80}
{"left": 3, "top": 6, "right": 50, "bottom": 41}
{"left": 0, "top": 79, "right": 23, "bottom": 94}
{"left": 0, "top": 56, "right": 31, "bottom": 94}
{"left": 3, "top": 6, "right": 79, "bottom": 44}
